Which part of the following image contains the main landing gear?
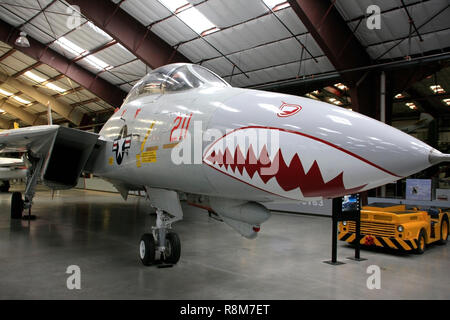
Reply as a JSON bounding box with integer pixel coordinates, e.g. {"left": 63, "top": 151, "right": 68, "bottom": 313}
{"left": 139, "top": 208, "right": 181, "bottom": 267}
{"left": 10, "top": 155, "right": 42, "bottom": 220}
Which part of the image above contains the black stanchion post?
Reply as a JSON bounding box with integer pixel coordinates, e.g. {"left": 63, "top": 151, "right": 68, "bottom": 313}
{"left": 324, "top": 197, "right": 345, "bottom": 265}
{"left": 347, "top": 194, "right": 367, "bottom": 262}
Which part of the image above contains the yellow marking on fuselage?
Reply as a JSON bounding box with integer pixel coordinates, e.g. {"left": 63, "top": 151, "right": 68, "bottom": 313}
{"left": 137, "top": 121, "right": 156, "bottom": 168}
{"left": 163, "top": 142, "right": 179, "bottom": 149}
{"left": 146, "top": 146, "right": 159, "bottom": 151}
{"left": 141, "top": 121, "right": 156, "bottom": 153}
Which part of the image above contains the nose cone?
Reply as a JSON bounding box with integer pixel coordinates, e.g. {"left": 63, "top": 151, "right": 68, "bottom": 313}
{"left": 205, "top": 89, "right": 442, "bottom": 200}
{"left": 429, "top": 149, "right": 450, "bottom": 165}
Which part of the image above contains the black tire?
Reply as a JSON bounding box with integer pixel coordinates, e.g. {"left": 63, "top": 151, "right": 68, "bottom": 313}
{"left": 0, "top": 181, "right": 10, "bottom": 192}
{"left": 163, "top": 232, "right": 181, "bottom": 265}
{"left": 139, "top": 233, "right": 156, "bottom": 266}
{"left": 415, "top": 229, "right": 427, "bottom": 254}
{"left": 11, "top": 192, "right": 23, "bottom": 220}
{"left": 438, "top": 217, "right": 449, "bottom": 245}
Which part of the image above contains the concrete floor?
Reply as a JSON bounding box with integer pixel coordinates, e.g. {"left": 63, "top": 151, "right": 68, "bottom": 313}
{"left": 0, "top": 188, "right": 449, "bottom": 300}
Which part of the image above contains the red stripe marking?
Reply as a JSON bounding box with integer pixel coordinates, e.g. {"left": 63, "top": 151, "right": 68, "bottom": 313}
{"left": 203, "top": 126, "right": 401, "bottom": 178}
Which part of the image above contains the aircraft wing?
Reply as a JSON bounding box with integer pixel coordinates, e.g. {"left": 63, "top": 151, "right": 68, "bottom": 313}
{"left": 0, "top": 157, "right": 24, "bottom": 167}
{"left": 0, "top": 125, "right": 102, "bottom": 189}
{"left": 0, "top": 125, "right": 60, "bottom": 155}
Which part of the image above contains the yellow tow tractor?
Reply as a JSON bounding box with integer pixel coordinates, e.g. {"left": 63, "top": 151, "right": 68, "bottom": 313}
{"left": 338, "top": 203, "right": 449, "bottom": 254}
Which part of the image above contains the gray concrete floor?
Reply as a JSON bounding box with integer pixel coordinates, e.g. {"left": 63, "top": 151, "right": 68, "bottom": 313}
{"left": 0, "top": 187, "right": 449, "bottom": 300}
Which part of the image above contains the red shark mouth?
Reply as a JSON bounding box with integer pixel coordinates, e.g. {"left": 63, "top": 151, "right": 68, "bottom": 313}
{"left": 205, "top": 144, "right": 366, "bottom": 198}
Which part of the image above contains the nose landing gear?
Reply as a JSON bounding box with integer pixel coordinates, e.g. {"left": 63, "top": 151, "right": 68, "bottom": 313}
{"left": 10, "top": 155, "right": 42, "bottom": 220}
{"left": 139, "top": 208, "right": 181, "bottom": 267}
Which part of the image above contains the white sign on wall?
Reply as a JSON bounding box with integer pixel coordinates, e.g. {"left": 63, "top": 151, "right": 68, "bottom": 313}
{"left": 436, "top": 189, "right": 450, "bottom": 201}
{"left": 406, "top": 179, "right": 432, "bottom": 201}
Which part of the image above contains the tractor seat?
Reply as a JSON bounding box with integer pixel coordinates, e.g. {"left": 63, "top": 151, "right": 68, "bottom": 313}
{"left": 427, "top": 208, "right": 440, "bottom": 219}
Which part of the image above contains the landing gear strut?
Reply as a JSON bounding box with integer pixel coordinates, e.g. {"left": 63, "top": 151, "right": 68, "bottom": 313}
{"left": 10, "top": 154, "right": 42, "bottom": 220}
{"left": 139, "top": 208, "right": 181, "bottom": 266}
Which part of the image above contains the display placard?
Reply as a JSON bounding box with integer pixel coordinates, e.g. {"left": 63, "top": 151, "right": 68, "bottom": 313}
{"left": 405, "top": 179, "right": 432, "bottom": 201}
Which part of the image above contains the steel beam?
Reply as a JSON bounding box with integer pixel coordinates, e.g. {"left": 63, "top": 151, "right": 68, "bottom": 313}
{"left": 0, "top": 19, "right": 127, "bottom": 108}
{"left": 0, "top": 116, "right": 11, "bottom": 129}
{"left": 288, "top": 0, "right": 371, "bottom": 74}
{"left": 0, "top": 72, "right": 84, "bottom": 125}
{"left": 66, "top": 0, "right": 190, "bottom": 69}
{"left": 287, "top": 0, "right": 376, "bottom": 115}
{"left": 0, "top": 99, "right": 46, "bottom": 126}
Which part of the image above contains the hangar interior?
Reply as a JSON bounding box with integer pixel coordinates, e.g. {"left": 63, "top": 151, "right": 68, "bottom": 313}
{"left": 0, "top": 0, "right": 449, "bottom": 299}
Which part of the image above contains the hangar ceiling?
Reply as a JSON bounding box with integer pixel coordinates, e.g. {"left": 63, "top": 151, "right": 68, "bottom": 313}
{"left": 0, "top": 0, "right": 448, "bottom": 130}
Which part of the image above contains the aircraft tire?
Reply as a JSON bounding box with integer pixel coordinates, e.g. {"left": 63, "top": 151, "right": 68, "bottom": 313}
{"left": 163, "top": 232, "right": 181, "bottom": 265}
{"left": 11, "top": 192, "right": 23, "bottom": 220}
{"left": 139, "top": 233, "right": 156, "bottom": 266}
{"left": 438, "top": 216, "right": 448, "bottom": 245}
{"left": 415, "top": 229, "right": 427, "bottom": 254}
{"left": 0, "top": 181, "right": 10, "bottom": 192}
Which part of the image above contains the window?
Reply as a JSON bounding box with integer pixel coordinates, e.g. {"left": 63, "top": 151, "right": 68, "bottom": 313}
{"left": 191, "top": 65, "right": 229, "bottom": 87}
{"left": 123, "top": 64, "right": 229, "bottom": 104}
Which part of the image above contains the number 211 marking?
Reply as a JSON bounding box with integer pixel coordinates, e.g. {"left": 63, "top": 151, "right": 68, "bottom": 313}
{"left": 170, "top": 113, "right": 193, "bottom": 142}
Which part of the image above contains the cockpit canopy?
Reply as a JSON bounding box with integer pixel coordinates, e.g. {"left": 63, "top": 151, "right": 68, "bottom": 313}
{"left": 123, "top": 63, "right": 230, "bottom": 104}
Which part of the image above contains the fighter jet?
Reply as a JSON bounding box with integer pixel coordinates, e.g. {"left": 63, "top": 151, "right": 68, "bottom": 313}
{"left": 0, "top": 63, "right": 448, "bottom": 265}
{"left": 0, "top": 157, "right": 26, "bottom": 192}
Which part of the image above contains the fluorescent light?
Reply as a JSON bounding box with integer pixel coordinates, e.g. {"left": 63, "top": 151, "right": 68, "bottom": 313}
{"left": 83, "top": 55, "right": 111, "bottom": 70}
{"left": 305, "top": 93, "right": 319, "bottom": 100}
{"left": 158, "top": 0, "right": 190, "bottom": 13}
{"left": 46, "top": 83, "right": 66, "bottom": 93}
{"left": 0, "top": 88, "right": 12, "bottom": 96}
{"left": 177, "top": 7, "right": 217, "bottom": 35}
{"left": 262, "top": 0, "right": 290, "bottom": 11}
{"left": 56, "top": 37, "right": 85, "bottom": 56}
{"left": 24, "top": 71, "right": 47, "bottom": 83}
{"left": 13, "top": 96, "right": 31, "bottom": 104}
{"left": 443, "top": 98, "right": 450, "bottom": 106}
{"left": 56, "top": 37, "right": 111, "bottom": 70}
{"left": 334, "top": 83, "right": 348, "bottom": 91}
{"left": 406, "top": 102, "right": 417, "bottom": 110}
{"left": 328, "top": 97, "right": 342, "bottom": 105}
{"left": 158, "top": 0, "right": 219, "bottom": 36}
{"left": 430, "top": 85, "right": 445, "bottom": 94}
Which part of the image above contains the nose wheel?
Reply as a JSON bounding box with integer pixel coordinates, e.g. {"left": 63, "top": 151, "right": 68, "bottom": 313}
{"left": 11, "top": 192, "right": 24, "bottom": 219}
{"left": 139, "top": 209, "right": 181, "bottom": 266}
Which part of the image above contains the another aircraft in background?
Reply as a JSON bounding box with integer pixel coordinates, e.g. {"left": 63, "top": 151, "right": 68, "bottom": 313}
{"left": 399, "top": 113, "right": 434, "bottom": 134}
{"left": 0, "top": 63, "right": 448, "bottom": 265}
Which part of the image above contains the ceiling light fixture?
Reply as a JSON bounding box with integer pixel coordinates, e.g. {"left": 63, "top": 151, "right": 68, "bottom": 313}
{"left": 24, "top": 71, "right": 47, "bottom": 83}
{"left": 430, "top": 85, "right": 445, "bottom": 94}
{"left": 0, "top": 88, "right": 13, "bottom": 96}
{"left": 13, "top": 96, "right": 31, "bottom": 104}
{"left": 406, "top": 102, "right": 417, "bottom": 110}
{"left": 334, "top": 83, "right": 348, "bottom": 91}
{"left": 15, "top": 31, "right": 30, "bottom": 48}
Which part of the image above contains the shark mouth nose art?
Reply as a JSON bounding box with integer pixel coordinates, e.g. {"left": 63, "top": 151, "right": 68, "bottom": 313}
{"left": 203, "top": 127, "right": 400, "bottom": 200}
